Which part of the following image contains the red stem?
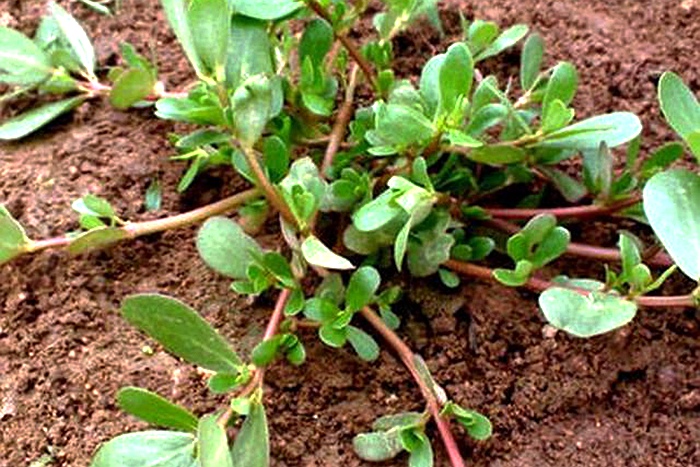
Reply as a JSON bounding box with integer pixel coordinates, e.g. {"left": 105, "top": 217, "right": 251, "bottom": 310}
{"left": 485, "top": 218, "right": 674, "bottom": 268}
{"left": 321, "top": 64, "right": 359, "bottom": 176}
{"left": 485, "top": 195, "right": 641, "bottom": 220}
{"left": 360, "top": 307, "right": 465, "bottom": 467}
{"left": 444, "top": 260, "right": 695, "bottom": 308}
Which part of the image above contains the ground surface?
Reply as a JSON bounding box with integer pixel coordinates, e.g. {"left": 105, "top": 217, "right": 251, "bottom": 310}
{"left": 1, "top": 1, "right": 699, "bottom": 466}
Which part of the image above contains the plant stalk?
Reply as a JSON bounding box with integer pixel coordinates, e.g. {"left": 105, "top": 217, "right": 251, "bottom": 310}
{"left": 321, "top": 64, "right": 360, "bottom": 176}
{"left": 360, "top": 307, "right": 466, "bottom": 467}
{"left": 485, "top": 218, "right": 674, "bottom": 267}
{"left": 444, "top": 260, "right": 696, "bottom": 308}
{"left": 26, "top": 188, "right": 261, "bottom": 255}
{"left": 485, "top": 195, "right": 642, "bottom": 220}
{"left": 240, "top": 146, "right": 297, "bottom": 227}
{"left": 305, "top": 1, "right": 378, "bottom": 90}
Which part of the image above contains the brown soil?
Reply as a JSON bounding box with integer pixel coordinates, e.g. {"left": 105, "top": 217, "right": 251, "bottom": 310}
{"left": 1, "top": 1, "right": 699, "bottom": 466}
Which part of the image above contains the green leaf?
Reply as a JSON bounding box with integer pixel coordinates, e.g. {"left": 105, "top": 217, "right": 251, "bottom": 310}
{"left": 300, "top": 19, "right": 333, "bottom": 68}
{"left": 117, "top": 387, "right": 198, "bottom": 433}
{"left": 145, "top": 180, "right": 162, "bottom": 212}
{"left": 353, "top": 431, "right": 404, "bottom": 462}
{"left": 520, "top": 33, "right": 544, "bottom": 90}
{"left": 474, "top": 24, "right": 528, "bottom": 61}
{"left": 230, "top": 402, "right": 269, "bottom": 466}
{"left": 618, "top": 232, "right": 642, "bottom": 281}
{"left": 539, "top": 167, "right": 586, "bottom": 203}
{"left": 539, "top": 288, "right": 637, "bottom": 338}
{"left": 403, "top": 430, "right": 433, "bottom": 467}
{"left": 394, "top": 218, "right": 412, "bottom": 271}
{"left": 688, "top": 130, "right": 700, "bottom": 160}
{"left": 110, "top": 68, "right": 155, "bottom": 109}
{"left": 197, "top": 217, "right": 263, "bottom": 279}
{"left": 90, "top": 431, "right": 197, "bottom": 467}
{"left": 121, "top": 294, "right": 242, "bottom": 373}
{"left": 301, "top": 235, "right": 354, "bottom": 270}
{"left": 467, "top": 145, "right": 527, "bottom": 165}
{"left": 160, "top": 0, "right": 204, "bottom": 76}
{"left": 67, "top": 227, "right": 128, "bottom": 255}
{"left": 229, "top": 0, "right": 303, "bottom": 20}
{"left": 466, "top": 20, "right": 499, "bottom": 54}
{"left": 643, "top": 169, "right": 700, "bottom": 280}
{"left": 251, "top": 336, "right": 282, "bottom": 367}
{"left": 208, "top": 373, "right": 244, "bottom": 394}
{"left": 373, "top": 412, "right": 423, "bottom": 431}
{"left": 188, "top": 0, "right": 230, "bottom": 80}
{"left": 493, "top": 260, "right": 533, "bottom": 287}
{"left": 0, "top": 26, "right": 52, "bottom": 83}
{"left": 49, "top": 1, "right": 96, "bottom": 76}
{"left": 0, "top": 206, "right": 30, "bottom": 266}
{"left": 442, "top": 402, "right": 492, "bottom": 440}
{"left": 347, "top": 326, "right": 380, "bottom": 361}
{"left": 366, "top": 103, "right": 435, "bottom": 151}
{"left": 438, "top": 268, "right": 460, "bottom": 288}
{"left": 437, "top": 43, "right": 474, "bottom": 118}
{"left": 226, "top": 16, "right": 275, "bottom": 90}
{"left": 263, "top": 136, "right": 289, "bottom": 183}
{"left": 72, "top": 194, "right": 116, "bottom": 219}
{"left": 346, "top": 266, "right": 381, "bottom": 313}
{"left": 353, "top": 190, "right": 405, "bottom": 232}
{"left": 542, "top": 62, "right": 578, "bottom": 121}
{"left": 232, "top": 74, "right": 273, "bottom": 148}
{"left": 535, "top": 112, "right": 642, "bottom": 150}
{"left": 319, "top": 324, "right": 347, "bottom": 348}
{"left": 541, "top": 99, "right": 574, "bottom": 133}
{"left": 198, "top": 414, "right": 233, "bottom": 467}
{"left": 658, "top": 72, "right": 700, "bottom": 145}
{"left": 0, "top": 96, "right": 85, "bottom": 140}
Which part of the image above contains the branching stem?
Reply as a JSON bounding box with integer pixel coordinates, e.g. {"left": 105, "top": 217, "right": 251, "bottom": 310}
{"left": 306, "top": 1, "right": 378, "bottom": 90}
{"left": 444, "top": 260, "right": 695, "bottom": 308}
{"left": 321, "top": 64, "right": 360, "bottom": 175}
{"left": 25, "top": 188, "right": 261, "bottom": 255}
{"left": 360, "top": 307, "right": 465, "bottom": 467}
{"left": 485, "top": 195, "right": 642, "bottom": 220}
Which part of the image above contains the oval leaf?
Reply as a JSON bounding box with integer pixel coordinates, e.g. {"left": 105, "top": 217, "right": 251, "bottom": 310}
{"left": 188, "top": 0, "right": 230, "bottom": 78}
{"left": 121, "top": 293, "right": 242, "bottom": 373}
{"left": 539, "top": 288, "right": 637, "bottom": 338}
{"left": 230, "top": 0, "right": 303, "bottom": 21}
{"left": 68, "top": 226, "right": 128, "bottom": 255}
{"left": 643, "top": 169, "right": 700, "bottom": 280}
{"left": 117, "top": 387, "right": 198, "bottom": 433}
{"left": 347, "top": 326, "right": 380, "bottom": 362}
{"left": 0, "top": 206, "right": 30, "bottom": 266}
{"left": 0, "top": 96, "right": 86, "bottom": 140}
{"left": 198, "top": 414, "right": 234, "bottom": 467}
{"left": 230, "top": 402, "right": 269, "bottom": 466}
{"left": 197, "top": 216, "right": 263, "bottom": 279}
{"left": 346, "top": 266, "right": 381, "bottom": 312}
{"left": 474, "top": 24, "right": 529, "bottom": 61}
{"left": 0, "top": 26, "right": 52, "bottom": 81}
{"left": 110, "top": 68, "right": 155, "bottom": 109}
{"left": 353, "top": 431, "right": 404, "bottom": 462}
{"left": 658, "top": 71, "right": 700, "bottom": 140}
{"left": 90, "top": 431, "right": 197, "bottom": 467}
{"left": 160, "top": 0, "right": 204, "bottom": 76}
{"left": 520, "top": 33, "right": 544, "bottom": 90}
{"left": 49, "top": 1, "right": 96, "bottom": 76}
{"left": 534, "top": 112, "right": 642, "bottom": 150}
{"left": 301, "top": 235, "right": 354, "bottom": 270}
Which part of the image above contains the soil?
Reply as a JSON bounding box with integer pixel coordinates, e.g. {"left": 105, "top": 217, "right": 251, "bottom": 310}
{"left": 1, "top": 1, "right": 699, "bottom": 466}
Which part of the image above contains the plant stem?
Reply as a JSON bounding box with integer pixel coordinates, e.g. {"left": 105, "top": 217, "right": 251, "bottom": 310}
{"left": 485, "top": 195, "right": 641, "bottom": 220}
{"left": 80, "top": 80, "right": 188, "bottom": 101}
{"left": 218, "top": 288, "right": 292, "bottom": 428}
{"left": 321, "top": 64, "right": 360, "bottom": 176}
{"left": 305, "top": 1, "right": 378, "bottom": 90}
{"left": 26, "top": 188, "right": 261, "bottom": 255}
{"left": 485, "top": 218, "right": 674, "bottom": 267}
{"left": 240, "top": 146, "right": 297, "bottom": 227}
{"left": 360, "top": 307, "right": 465, "bottom": 467}
{"left": 444, "top": 260, "right": 696, "bottom": 308}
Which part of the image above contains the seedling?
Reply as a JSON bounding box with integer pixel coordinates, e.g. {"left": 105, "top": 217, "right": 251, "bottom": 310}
{"left": 2, "top": 1, "right": 700, "bottom": 466}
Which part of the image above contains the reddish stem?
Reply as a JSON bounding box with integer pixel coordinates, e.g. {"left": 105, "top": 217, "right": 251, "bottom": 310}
{"left": 444, "top": 260, "right": 695, "bottom": 308}
{"left": 485, "top": 195, "right": 641, "bottom": 220}
{"left": 321, "top": 64, "right": 360, "bottom": 176}
{"left": 485, "top": 218, "right": 674, "bottom": 268}
{"left": 360, "top": 307, "right": 465, "bottom": 467}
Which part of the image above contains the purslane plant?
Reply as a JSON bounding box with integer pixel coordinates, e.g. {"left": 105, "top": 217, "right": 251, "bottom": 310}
{"left": 2, "top": 1, "right": 700, "bottom": 466}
